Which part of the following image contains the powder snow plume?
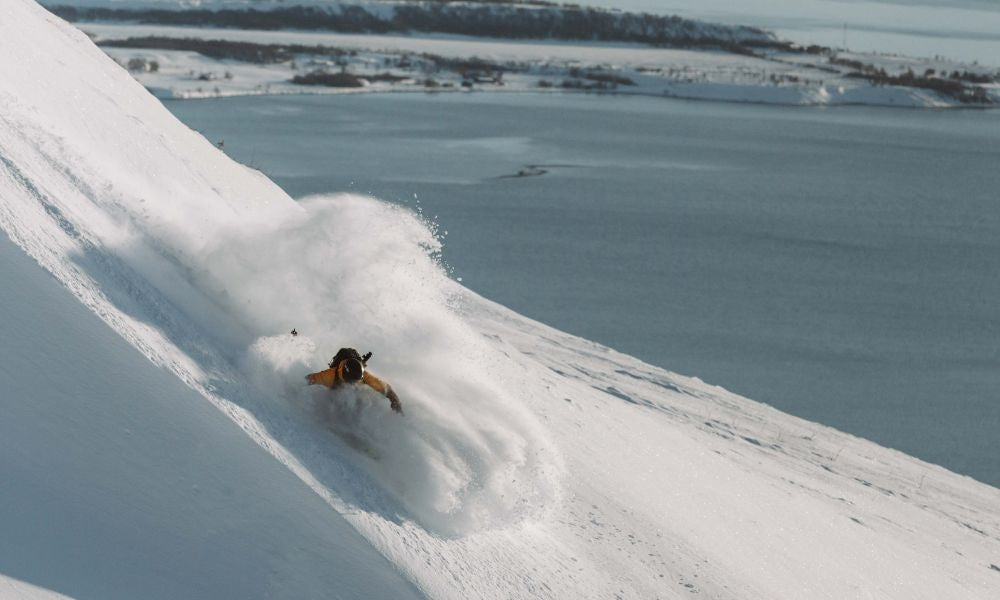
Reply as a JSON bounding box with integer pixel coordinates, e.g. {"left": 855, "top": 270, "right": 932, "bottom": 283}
{"left": 226, "top": 193, "right": 564, "bottom": 535}
{"left": 0, "top": 0, "right": 560, "bottom": 537}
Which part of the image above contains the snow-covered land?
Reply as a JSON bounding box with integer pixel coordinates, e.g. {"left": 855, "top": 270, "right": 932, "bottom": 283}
{"left": 589, "top": 0, "right": 1000, "bottom": 68}
{"left": 2, "top": 1, "right": 1000, "bottom": 598}
{"left": 69, "top": 22, "right": 997, "bottom": 107}
{"left": 47, "top": 1, "right": 1000, "bottom": 107}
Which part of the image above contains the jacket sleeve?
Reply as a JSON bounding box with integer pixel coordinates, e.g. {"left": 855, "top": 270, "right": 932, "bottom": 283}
{"left": 363, "top": 372, "right": 403, "bottom": 414}
{"left": 306, "top": 367, "right": 337, "bottom": 387}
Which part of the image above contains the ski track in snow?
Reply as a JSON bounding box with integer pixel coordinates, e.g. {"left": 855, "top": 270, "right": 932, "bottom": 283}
{"left": 2, "top": 2, "right": 1000, "bottom": 598}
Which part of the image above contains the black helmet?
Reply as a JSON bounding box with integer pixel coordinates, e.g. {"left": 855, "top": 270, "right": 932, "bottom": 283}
{"left": 341, "top": 357, "right": 364, "bottom": 383}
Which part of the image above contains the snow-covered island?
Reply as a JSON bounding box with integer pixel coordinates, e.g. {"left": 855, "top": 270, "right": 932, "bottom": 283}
{"left": 46, "top": 0, "right": 1000, "bottom": 107}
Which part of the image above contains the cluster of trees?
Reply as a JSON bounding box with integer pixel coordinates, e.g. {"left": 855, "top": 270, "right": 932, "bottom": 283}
{"left": 125, "top": 57, "right": 158, "bottom": 72}
{"left": 417, "top": 54, "right": 513, "bottom": 79}
{"left": 567, "top": 67, "right": 635, "bottom": 86}
{"left": 100, "top": 36, "right": 513, "bottom": 86}
{"left": 539, "top": 78, "right": 617, "bottom": 91}
{"left": 52, "top": 3, "right": 780, "bottom": 51}
{"left": 881, "top": 71, "right": 990, "bottom": 104}
{"left": 537, "top": 68, "right": 635, "bottom": 90}
{"left": 291, "top": 69, "right": 450, "bottom": 88}
{"left": 291, "top": 70, "right": 364, "bottom": 87}
{"left": 100, "top": 34, "right": 521, "bottom": 89}
{"left": 937, "top": 69, "right": 993, "bottom": 84}
{"left": 101, "top": 36, "right": 348, "bottom": 64}
{"left": 831, "top": 56, "right": 994, "bottom": 104}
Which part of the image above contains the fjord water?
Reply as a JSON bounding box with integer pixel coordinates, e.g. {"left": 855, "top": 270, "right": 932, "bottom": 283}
{"left": 167, "top": 93, "right": 1000, "bottom": 487}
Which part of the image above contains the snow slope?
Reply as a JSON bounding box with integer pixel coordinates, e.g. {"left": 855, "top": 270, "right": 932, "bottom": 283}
{"left": 2, "top": 1, "right": 999, "bottom": 598}
{"left": 0, "top": 224, "right": 422, "bottom": 599}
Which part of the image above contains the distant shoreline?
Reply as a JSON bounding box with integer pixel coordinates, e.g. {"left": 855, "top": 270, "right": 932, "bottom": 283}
{"left": 82, "top": 22, "right": 999, "bottom": 110}
{"left": 163, "top": 86, "right": 999, "bottom": 116}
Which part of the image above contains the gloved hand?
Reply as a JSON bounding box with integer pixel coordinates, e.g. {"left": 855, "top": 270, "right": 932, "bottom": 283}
{"left": 388, "top": 388, "right": 403, "bottom": 414}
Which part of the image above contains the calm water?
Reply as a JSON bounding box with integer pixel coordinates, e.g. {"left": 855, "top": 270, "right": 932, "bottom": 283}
{"left": 167, "top": 92, "right": 1000, "bottom": 487}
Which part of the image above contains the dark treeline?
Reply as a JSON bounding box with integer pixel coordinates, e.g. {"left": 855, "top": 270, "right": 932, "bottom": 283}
{"left": 100, "top": 36, "right": 349, "bottom": 63}
{"left": 50, "top": 4, "right": 785, "bottom": 52}
{"left": 848, "top": 71, "right": 991, "bottom": 104}
{"left": 831, "top": 56, "right": 994, "bottom": 104}
{"left": 291, "top": 70, "right": 365, "bottom": 87}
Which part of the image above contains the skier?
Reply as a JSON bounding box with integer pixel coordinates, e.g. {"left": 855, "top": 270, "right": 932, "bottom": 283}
{"left": 306, "top": 347, "right": 403, "bottom": 414}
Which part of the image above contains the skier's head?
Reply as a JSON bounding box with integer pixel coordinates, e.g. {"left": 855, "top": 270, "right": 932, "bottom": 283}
{"left": 340, "top": 357, "right": 365, "bottom": 383}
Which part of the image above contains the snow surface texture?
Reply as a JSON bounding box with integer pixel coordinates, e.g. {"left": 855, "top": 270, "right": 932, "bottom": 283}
{"left": 2, "top": 1, "right": 1000, "bottom": 598}
{"left": 0, "top": 575, "right": 70, "bottom": 600}
{"left": 0, "top": 230, "right": 422, "bottom": 599}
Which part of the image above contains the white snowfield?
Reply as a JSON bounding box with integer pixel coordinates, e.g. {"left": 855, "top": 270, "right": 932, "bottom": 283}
{"left": 1, "top": 1, "right": 999, "bottom": 599}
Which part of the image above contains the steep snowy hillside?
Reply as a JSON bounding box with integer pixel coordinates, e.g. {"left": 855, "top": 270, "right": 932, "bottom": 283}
{"left": 1, "top": 1, "right": 999, "bottom": 599}
{"left": 0, "top": 228, "right": 422, "bottom": 599}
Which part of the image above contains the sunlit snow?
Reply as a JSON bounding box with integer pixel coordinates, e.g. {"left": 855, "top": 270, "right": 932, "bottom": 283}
{"left": 1, "top": 2, "right": 998, "bottom": 598}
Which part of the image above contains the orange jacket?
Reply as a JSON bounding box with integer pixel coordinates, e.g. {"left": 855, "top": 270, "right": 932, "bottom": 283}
{"left": 306, "top": 362, "right": 402, "bottom": 413}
